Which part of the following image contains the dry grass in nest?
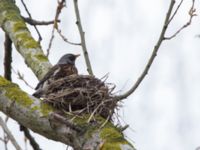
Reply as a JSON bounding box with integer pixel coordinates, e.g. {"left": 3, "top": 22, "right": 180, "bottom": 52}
{"left": 38, "top": 75, "right": 117, "bottom": 120}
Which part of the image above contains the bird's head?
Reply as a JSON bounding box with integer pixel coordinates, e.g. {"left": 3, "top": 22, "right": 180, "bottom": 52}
{"left": 57, "top": 53, "right": 80, "bottom": 65}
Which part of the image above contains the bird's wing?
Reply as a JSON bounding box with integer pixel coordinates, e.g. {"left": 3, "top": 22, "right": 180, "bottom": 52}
{"left": 35, "top": 65, "right": 59, "bottom": 90}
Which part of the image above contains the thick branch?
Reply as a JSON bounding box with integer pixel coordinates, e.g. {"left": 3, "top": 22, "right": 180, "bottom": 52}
{"left": 0, "top": 0, "right": 52, "bottom": 80}
{"left": 0, "top": 76, "right": 135, "bottom": 150}
{"left": 73, "top": 0, "right": 94, "bottom": 75}
{"left": 116, "top": 0, "right": 176, "bottom": 100}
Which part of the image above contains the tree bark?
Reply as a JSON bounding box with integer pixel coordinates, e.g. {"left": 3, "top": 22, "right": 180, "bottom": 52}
{"left": 0, "top": 0, "right": 52, "bottom": 80}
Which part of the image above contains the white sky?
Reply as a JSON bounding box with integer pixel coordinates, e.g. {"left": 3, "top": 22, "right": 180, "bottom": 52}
{"left": 0, "top": 0, "right": 200, "bottom": 150}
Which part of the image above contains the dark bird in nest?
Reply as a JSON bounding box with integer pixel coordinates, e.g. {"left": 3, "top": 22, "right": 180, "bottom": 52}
{"left": 33, "top": 53, "right": 80, "bottom": 97}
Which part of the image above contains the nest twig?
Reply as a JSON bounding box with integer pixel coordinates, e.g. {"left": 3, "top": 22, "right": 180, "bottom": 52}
{"left": 38, "top": 75, "right": 117, "bottom": 119}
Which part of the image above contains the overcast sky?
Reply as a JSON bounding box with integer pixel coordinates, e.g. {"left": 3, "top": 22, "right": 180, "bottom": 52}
{"left": 0, "top": 0, "right": 200, "bottom": 150}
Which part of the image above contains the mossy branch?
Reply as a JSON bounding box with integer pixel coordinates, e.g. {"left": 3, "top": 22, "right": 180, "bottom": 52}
{"left": 0, "top": 76, "right": 135, "bottom": 149}
{"left": 0, "top": 0, "right": 52, "bottom": 80}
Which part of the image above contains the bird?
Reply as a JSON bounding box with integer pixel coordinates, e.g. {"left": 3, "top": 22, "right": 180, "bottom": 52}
{"left": 33, "top": 53, "right": 80, "bottom": 97}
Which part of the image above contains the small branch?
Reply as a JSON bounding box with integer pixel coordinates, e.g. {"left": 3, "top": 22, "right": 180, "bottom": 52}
{"left": 57, "top": 28, "right": 81, "bottom": 46}
{"left": 20, "top": 0, "right": 42, "bottom": 42}
{"left": 46, "top": 0, "right": 66, "bottom": 56}
{"left": 12, "top": 68, "right": 34, "bottom": 89}
{"left": 46, "top": 28, "right": 55, "bottom": 57}
{"left": 22, "top": 16, "right": 60, "bottom": 26}
{"left": 4, "top": 34, "right": 12, "bottom": 81}
{"left": 73, "top": 0, "right": 94, "bottom": 75}
{"left": 165, "top": 0, "right": 196, "bottom": 40}
{"left": 116, "top": 0, "right": 176, "bottom": 100}
{"left": 20, "top": 125, "right": 42, "bottom": 150}
{"left": 168, "top": 0, "right": 184, "bottom": 24}
{"left": 0, "top": 116, "right": 22, "bottom": 150}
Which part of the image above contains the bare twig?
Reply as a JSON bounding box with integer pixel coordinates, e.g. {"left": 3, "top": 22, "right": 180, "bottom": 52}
{"left": 73, "top": 0, "right": 94, "bottom": 75}
{"left": 22, "top": 16, "right": 60, "bottom": 26}
{"left": 57, "top": 28, "right": 81, "bottom": 46}
{"left": 168, "top": 0, "right": 184, "bottom": 24}
{"left": 12, "top": 68, "right": 34, "bottom": 89}
{"left": 3, "top": 131, "right": 8, "bottom": 150}
{"left": 46, "top": 0, "right": 66, "bottom": 56}
{"left": 0, "top": 116, "right": 22, "bottom": 150}
{"left": 116, "top": 0, "right": 176, "bottom": 100}
{"left": 17, "top": 71, "right": 34, "bottom": 89}
{"left": 165, "top": 0, "right": 196, "bottom": 40}
{"left": 46, "top": 29, "right": 55, "bottom": 57}
{"left": 20, "top": 0, "right": 42, "bottom": 42}
{"left": 4, "top": 34, "right": 12, "bottom": 81}
{"left": 20, "top": 125, "right": 42, "bottom": 150}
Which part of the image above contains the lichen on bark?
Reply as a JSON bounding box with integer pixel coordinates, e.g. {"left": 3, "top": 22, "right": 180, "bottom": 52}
{"left": 0, "top": 0, "right": 52, "bottom": 80}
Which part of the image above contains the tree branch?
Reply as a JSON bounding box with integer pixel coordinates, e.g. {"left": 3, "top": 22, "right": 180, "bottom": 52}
{"left": 20, "top": 125, "right": 41, "bottom": 150}
{"left": 4, "top": 34, "right": 12, "bottom": 81}
{"left": 0, "top": 0, "right": 52, "bottom": 80}
{"left": 22, "top": 17, "right": 60, "bottom": 26}
{"left": 0, "top": 116, "right": 22, "bottom": 150}
{"left": 165, "top": 0, "right": 196, "bottom": 40}
{"left": 116, "top": 0, "right": 176, "bottom": 100}
{"left": 73, "top": 0, "right": 94, "bottom": 75}
{"left": 46, "top": 0, "right": 66, "bottom": 57}
{"left": 20, "top": 0, "right": 42, "bottom": 42}
{"left": 0, "top": 76, "right": 135, "bottom": 149}
{"left": 3, "top": 32, "right": 40, "bottom": 150}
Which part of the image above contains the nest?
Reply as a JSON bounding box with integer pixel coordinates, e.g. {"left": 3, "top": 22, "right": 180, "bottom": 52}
{"left": 39, "top": 75, "right": 117, "bottom": 119}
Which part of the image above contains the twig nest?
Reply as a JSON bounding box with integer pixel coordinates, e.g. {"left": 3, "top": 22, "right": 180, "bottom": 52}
{"left": 40, "top": 75, "right": 117, "bottom": 119}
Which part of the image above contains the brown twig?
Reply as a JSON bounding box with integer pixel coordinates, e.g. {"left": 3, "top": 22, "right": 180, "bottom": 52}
{"left": 73, "top": 0, "right": 94, "bottom": 75}
{"left": 168, "top": 0, "right": 184, "bottom": 24}
{"left": 165, "top": 0, "right": 196, "bottom": 40}
{"left": 0, "top": 116, "right": 22, "bottom": 150}
{"left": 20, "top": 0, "right": 42, "bottom": 42}
{"left": 116, "top": 0, "right": 176, "bottom": 100}
{"left": 22, "top": 16, "right": 60, "bottom": 26}
{"left": 46, "top": 0, "right": 66, "bottom": 56}
{"left": 57, "top": 28, "right": 81, "bottom": 46}
{"left": 12, "top": 68, "right": 34, "bottom": 89}
{"left": 46, "top": 28, "right": 55, "bottom": 57}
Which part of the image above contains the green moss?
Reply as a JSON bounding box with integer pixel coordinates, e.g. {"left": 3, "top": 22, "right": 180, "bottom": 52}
{"left": 100, "top": 126, "right": 135, "bottom": 150}
{"left": 0, "top": 77, "right": 11, "bottom": 86}
{"left": 40, "top": 102, "right": 54, "bottom": 116}
{"left": 31, "top": 106, "right": 40, "bottom": 112}
{"left": 0, "top": 0, "right": 21, "bottom": 24}
{"left": 0, "top": 82, "right": 33, "bottom": 107}
{"left": 15, "top": 32, "right": 39, "bottom": 49}
{"left": 100, "top": 143, "right": 121, "bottom": 150}
{"left": 100, "top": 127, "right": 123, "bottom": 141}
{"left": 35, "top": 54, "right": 48, "bottom": 62}
{"left": 13, "top": 22, "right": 27, "bottom": 32}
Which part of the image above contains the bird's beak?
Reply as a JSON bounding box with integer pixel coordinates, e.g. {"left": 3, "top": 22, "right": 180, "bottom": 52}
{"left": 75, "top": 54, "right": 80, "bottom": 58}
